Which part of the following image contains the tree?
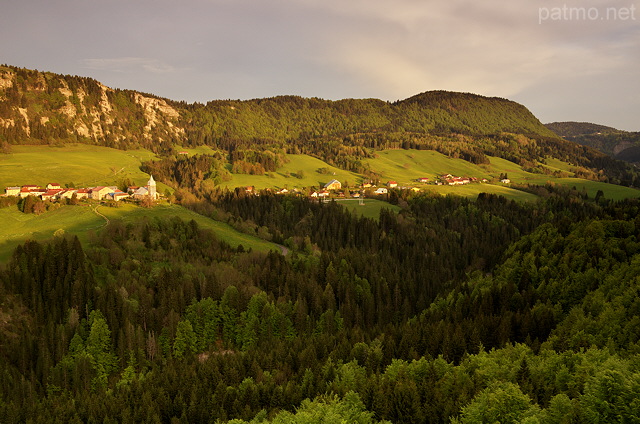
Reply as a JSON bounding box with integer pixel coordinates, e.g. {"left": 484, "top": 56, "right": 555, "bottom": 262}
{"left": 456, "top": 382, "right": 540, "bottom": 424}
{"left": 86, "top": 310, "right": 118, "bottom": 388}
{"left": 173, "top": 319, "right": 197, "bottom": 359}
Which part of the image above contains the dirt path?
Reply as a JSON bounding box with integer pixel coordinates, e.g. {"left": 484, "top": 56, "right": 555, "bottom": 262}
{"left": 91, "top": 205, "right": 110, "bottom": 228}
{"left": 276, "top": 244, "right": 289, "bottom": 256}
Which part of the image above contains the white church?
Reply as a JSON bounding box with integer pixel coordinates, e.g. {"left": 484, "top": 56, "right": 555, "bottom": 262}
{"left": 129, "top": 175, "right": 159, "bottom": 200}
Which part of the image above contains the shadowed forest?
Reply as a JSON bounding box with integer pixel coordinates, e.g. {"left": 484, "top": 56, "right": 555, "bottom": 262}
{"left": 2, "top": 186, "right": 640, "bottom": 423}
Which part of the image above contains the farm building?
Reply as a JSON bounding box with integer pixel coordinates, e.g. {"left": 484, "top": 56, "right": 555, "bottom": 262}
{"left": 324, "top": 179, "right": 341, "bottom": 190}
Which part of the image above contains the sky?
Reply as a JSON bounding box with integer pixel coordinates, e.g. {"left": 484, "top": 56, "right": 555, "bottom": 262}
{"left": 1, "top": 0, "right": 639, "bottom": 131}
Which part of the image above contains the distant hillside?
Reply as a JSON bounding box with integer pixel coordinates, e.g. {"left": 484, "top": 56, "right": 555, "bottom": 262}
{"left": 546, "top": 121, "right": 640, "bottom": 163}
{"left": 0, "top": 65, "right": 183, "bottom": 153}
{"left": 1, "top": 65, "right": 638, "bottom": 185}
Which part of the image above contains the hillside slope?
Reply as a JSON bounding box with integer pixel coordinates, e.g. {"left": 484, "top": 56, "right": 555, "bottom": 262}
{"left": 546, "top": 121, "right": 640, "bottom": 163}
{"left": 0, "top": 65, "right": 184, "bottom": 153}
{"left": 1, "top": 65, "right": 637, "bottom": 185}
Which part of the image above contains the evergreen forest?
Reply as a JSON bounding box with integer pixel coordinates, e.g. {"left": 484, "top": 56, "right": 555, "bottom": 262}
{"left": 2, "top": 187, "right": 640, "bottom": 423}
{"left": 2, "top": 64, "right": 640, "bottom": 423}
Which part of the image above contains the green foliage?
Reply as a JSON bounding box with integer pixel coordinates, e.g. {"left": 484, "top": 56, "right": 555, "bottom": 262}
{"left": 4, "top": 182, "right": 640, "bottom": 422}
{"left": 226, "top": 392, "right": 390, "bottom": 424}
{"left": 173, "top": 319, "right": 197, "bottom": 359}
{"left": 455, "top": 382, "right": 539, "bottom": 423}
{"left": 547, "top": 121, "right": 640, "bottom": 164}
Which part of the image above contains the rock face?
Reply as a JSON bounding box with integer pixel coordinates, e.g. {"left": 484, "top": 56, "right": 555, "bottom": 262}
{"left": 0, "top": 65, "right": 184, "bottom": 151}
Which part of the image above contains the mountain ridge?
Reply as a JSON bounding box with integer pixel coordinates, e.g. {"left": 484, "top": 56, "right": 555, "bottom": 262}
{"left": 1, "top": 64, "right": 638, "bottom": 185}
{"left": 546, "top": 121, "right": 640, "bottom": 164}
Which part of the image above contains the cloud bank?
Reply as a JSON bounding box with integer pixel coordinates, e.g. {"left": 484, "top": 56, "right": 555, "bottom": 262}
{"left": 0, "top": 0, "right": 638, "bottom": 129}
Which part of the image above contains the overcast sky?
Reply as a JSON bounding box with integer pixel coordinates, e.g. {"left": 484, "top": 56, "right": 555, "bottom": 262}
{"left": 1, "top": 0, "right": 638, "bottom": 130}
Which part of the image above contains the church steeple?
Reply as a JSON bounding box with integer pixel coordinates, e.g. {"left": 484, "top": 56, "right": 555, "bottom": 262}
{"left": 147, "top": 175, "right": 157, "bottom": 199}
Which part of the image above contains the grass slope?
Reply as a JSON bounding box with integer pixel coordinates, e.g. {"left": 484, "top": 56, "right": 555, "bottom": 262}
{"left": 225, "top": 154, "right": 361, "bottom": 190}
{"left": 0, "top": 203, "right": 279, "bottom": 263}
{"left": 334, "top": 198, "right": 401, "bottom": 220}
{"left": 98, "top": 204, "right": 279, "bottom": 253}
{"left": 363, "top": 150, "right": 640, "bottom": 201}
{"left": 0, "top": 144, "right": 171, "bottom": 192}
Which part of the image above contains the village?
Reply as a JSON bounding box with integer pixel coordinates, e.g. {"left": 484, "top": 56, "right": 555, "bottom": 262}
{"left": 266, "top": 173, "right": 503, "bottom": 198}
{"left": 2, "top": 175, "right": 160, "bottom": 202}
{"left": 2, "top": 173, "right": 510, "bottom": 203}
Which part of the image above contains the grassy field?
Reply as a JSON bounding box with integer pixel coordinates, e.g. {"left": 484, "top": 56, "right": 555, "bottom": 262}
{"left": 173, "top": 145, "right": 221, "bottom": 156}
{"left": 366, "top": 150, "right": 492, "bottom": 184}
{"left": 0, "top": 203, "right": 279, "bottom": 263}
{"left": 0, "top": 144, "right": 171, "bottom": 193}
{"left": 334, "top": 198, "right": 402, "bottom": 220}
{"left": 2, "top": 143, "right": 638, "bottom": 210}
{"left": 224, "top": 154, "right": 362, "bottom": 190}
{"left": 362, "top": 150, "right": 640, "bottom": 201}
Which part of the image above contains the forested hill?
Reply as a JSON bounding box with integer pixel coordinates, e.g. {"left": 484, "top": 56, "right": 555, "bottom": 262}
{"left": 0, "top": 64, "right": 637, "bottom": 183}
{"left": 546, "top": 121, "right": 640, "bottom": 164}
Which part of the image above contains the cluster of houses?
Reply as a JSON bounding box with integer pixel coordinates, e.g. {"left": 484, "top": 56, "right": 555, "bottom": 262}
{"left": 3, "top": 176, "right": 159, "bottom": 202}
{"left": 261, "top": 177, "right": 459, "bottom": 199}
{"left": 290, "top": 175, "right": 498, "bottom": 198}
{"left": 437, "top": 174, "right": 476, "bottom": 186}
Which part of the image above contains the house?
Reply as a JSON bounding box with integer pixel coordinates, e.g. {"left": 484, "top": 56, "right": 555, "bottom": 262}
{"left": 132, "top": 186, "right": 149, "bottom": 200}
{"left": 323, "top": 179, "right": 341, "bottom": 190}
{"left": 111, "top": 191, "right": 130, "bottom": 201}
{"left": 374, "top": 188, "right": 388, "bottom": 195}
{"left": 501, "top": 178, "right": 511, "bottom": 184}
{"left": 318, "top": 190, "right": 330, "bottom": 198}
{"left": 361, "top": 182, "right": 372, "bottom": 188}
{"left": 75, "top": 189, "right": 89, "bottom": 199}
{"left": 20, "top": 187, "right": 45, "bottom": 198}
{"left": 41, "top": 189, "right": 63, "bottom": 200}
{"left": 417, "top": 177, "right": 429, "bottom": 183}
{"left": 46, "top": 183, "right": 61, "bottom": 190}
{"left": 245, "top": 186, "right": 254, "bottom": 193}
{"left": 58, "top": 189, "right": 78, "bottom": 199}
{"left": 178, "top": 151, "right": 189, "bottom": 155}
{"left": 4, "top": 187, "right": 20, "bottom": 196}
{"left": 276, "top": 188, "right": 289, "bottom": 195}
{"left": 127, "top": 186, "right": 140, "bottom": 194}
{"left": 446, "top": 176, "right": 470, "bottom": 186}
{"left": 19, "top": 185, "right": 44, "bottom": 198}
{"left": 90, "top": 186, "right": 114, "bottom": 200}
{"left": 310, "top": 191, "right": 318, "bottom": 198}
{"left": 387, "top": 181, "right": 398, "bottom": 188}
{"left": 351, "top": 191, "right": 361, "bottom": 198}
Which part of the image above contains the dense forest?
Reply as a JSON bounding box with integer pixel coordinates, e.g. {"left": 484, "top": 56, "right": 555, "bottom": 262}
{"left": 2, "top": 63, "right": 640, "bottom": 422}
{"left": 2, "top": 65, "right": 639, "bottom": 185}
{"left": 547, "top": 121, "right": 640, "bottom": 164}
{"left": 2, "top": 186, "right": 640, "bottom": 423}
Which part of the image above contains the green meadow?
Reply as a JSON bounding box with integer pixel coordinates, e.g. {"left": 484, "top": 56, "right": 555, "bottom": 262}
{"left": 362, "top": 150, "right": 640, "bottom": 201}
{"left": 334, "top": 198, "right": 402, "bottom": 220}
{"left": 0, "top": 144, "right": 171, "bottom": 192}
{"left": 365, "top": 150, "right": 491, "bottom": 184}
{"left": 224, "top": 154, "right": 362, "bottom": 191}
{"left": 0, "top": 203, "right": 280, "bottom": 263}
